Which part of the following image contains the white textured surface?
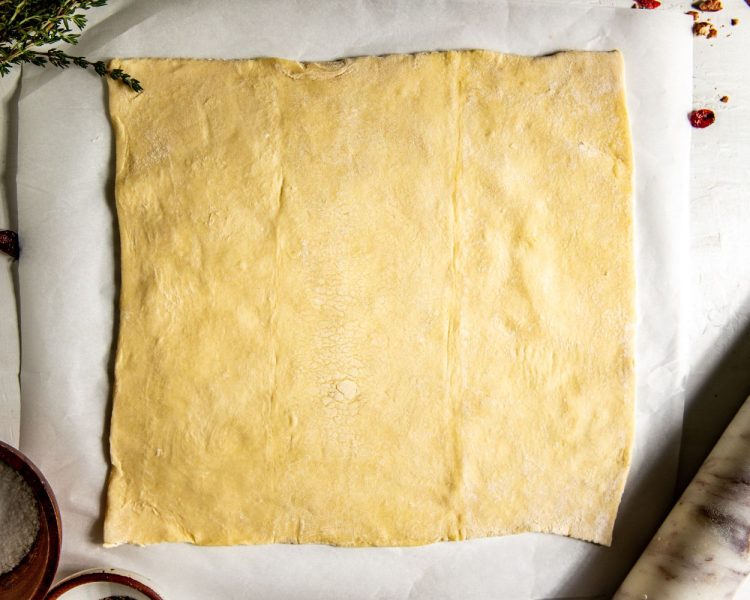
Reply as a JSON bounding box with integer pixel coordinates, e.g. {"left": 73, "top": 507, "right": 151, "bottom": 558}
{"left": 640, "top": 1, "right": 750, "bottom": 595}
{"left": 672, "top": 0, "right": 750, "bottom": 495}
{"left": 0, "top": 70, "right": 20, "bottom": 447}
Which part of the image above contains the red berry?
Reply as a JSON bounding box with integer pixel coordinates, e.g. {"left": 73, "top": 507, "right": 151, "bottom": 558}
{"left": 689, "top": 109, "right": 716, "bottom": 129}
{"left": 0, "top": 230, "right": 19, "bottom": 260}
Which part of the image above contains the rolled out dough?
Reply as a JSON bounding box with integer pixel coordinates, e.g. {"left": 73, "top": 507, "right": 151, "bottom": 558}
{"left": 105, "top": 50, "right": 634, "bottom": 547}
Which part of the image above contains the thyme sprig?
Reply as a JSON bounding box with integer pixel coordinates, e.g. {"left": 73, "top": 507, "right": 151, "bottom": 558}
{"left": 0, "top": 0, "right": 142, "bottom": 92}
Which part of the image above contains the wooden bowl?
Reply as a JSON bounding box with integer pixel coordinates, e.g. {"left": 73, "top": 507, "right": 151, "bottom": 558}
{"left": 46, "top": 568, "right": 164, "bottom": 599}
{"left": 0, "top": 440, "right": 62, "bottom": 600}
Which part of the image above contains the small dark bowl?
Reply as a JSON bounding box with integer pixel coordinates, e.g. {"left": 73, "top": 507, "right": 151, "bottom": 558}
{"left": 0, "top": 440, "right": 62, "bottom": 600}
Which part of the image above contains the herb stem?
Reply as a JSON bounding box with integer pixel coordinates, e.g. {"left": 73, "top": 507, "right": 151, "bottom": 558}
{"left": 0, "top": 0, "right": 141, "bottom": 92}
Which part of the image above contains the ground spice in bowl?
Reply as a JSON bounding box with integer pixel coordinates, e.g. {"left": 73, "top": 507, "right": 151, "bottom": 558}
{"left": 0, "top": 459, "right": 40, "bottom": 575}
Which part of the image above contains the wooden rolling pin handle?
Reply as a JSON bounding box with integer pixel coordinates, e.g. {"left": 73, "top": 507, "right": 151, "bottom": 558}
{"left": 614, "top": 395, "right": 750, "bottom": 599}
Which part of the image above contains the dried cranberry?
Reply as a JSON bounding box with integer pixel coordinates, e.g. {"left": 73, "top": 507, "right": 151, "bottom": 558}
{"left": 0, "top": 230, "right": 19, "bottom": 260}
{"left": 634, "top": 0, "right": 661, "bottom": 8}
{"left": 689, "top": 109, "right": 716, "bottom": 128}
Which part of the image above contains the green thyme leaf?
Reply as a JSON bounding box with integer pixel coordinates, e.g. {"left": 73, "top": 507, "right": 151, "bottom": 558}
{"left": 0, "top": 0, "right": 142, "bottom": 92}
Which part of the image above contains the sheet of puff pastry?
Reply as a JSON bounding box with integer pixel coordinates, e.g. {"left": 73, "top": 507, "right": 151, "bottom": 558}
{"left": 104, "top": 50, "right": 634, "bottom": 548}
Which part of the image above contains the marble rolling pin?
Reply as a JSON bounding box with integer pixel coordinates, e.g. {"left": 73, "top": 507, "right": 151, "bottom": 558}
{"left": 614, "top": 395, "right": 750, "bottom": 599}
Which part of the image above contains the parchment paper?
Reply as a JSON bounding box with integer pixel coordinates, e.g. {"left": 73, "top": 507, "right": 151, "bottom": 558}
{"left": 11, "top": 1, "right": 692, "bottom": 598}
{"left": 0, "top": 70, "right": 20, "bottom": 447}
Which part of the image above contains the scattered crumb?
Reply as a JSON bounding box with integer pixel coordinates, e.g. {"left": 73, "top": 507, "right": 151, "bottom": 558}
{"left": 731, "top": 18, "right": 739, "bottom": 25}
{"left": 693, "top": 21, "right": 710, "bottom": 36}
{"left": 720, "top": 95, "right": 730, "bottom": 103}
{"left": 694, "top": 0, "right": 723, "bottom": 11}
{"left": 693, "top": 21, "right": 718, "bottom": 37}
{"left": 687, "top": 10, "right": 700, "bottom": 20}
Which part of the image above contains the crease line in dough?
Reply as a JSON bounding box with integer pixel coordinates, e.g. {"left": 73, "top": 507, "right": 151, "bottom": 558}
{"left": 267, "top": 78, "right": 285, "bottom": 529}
{"left": 446, "top": 52, "right": 466, "bottom": 539}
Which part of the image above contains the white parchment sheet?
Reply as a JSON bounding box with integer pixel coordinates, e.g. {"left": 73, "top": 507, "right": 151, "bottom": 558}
{"left": 12, "top": 1, "right": 692, "bottom": 598}
{"left": 0, "top": 70, "right": 20, "bottom": 447}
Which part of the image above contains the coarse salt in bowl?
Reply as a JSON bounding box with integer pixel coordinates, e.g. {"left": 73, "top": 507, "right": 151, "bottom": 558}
{"left": 0, "top": 439, "right": 62, "bottom": 600}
